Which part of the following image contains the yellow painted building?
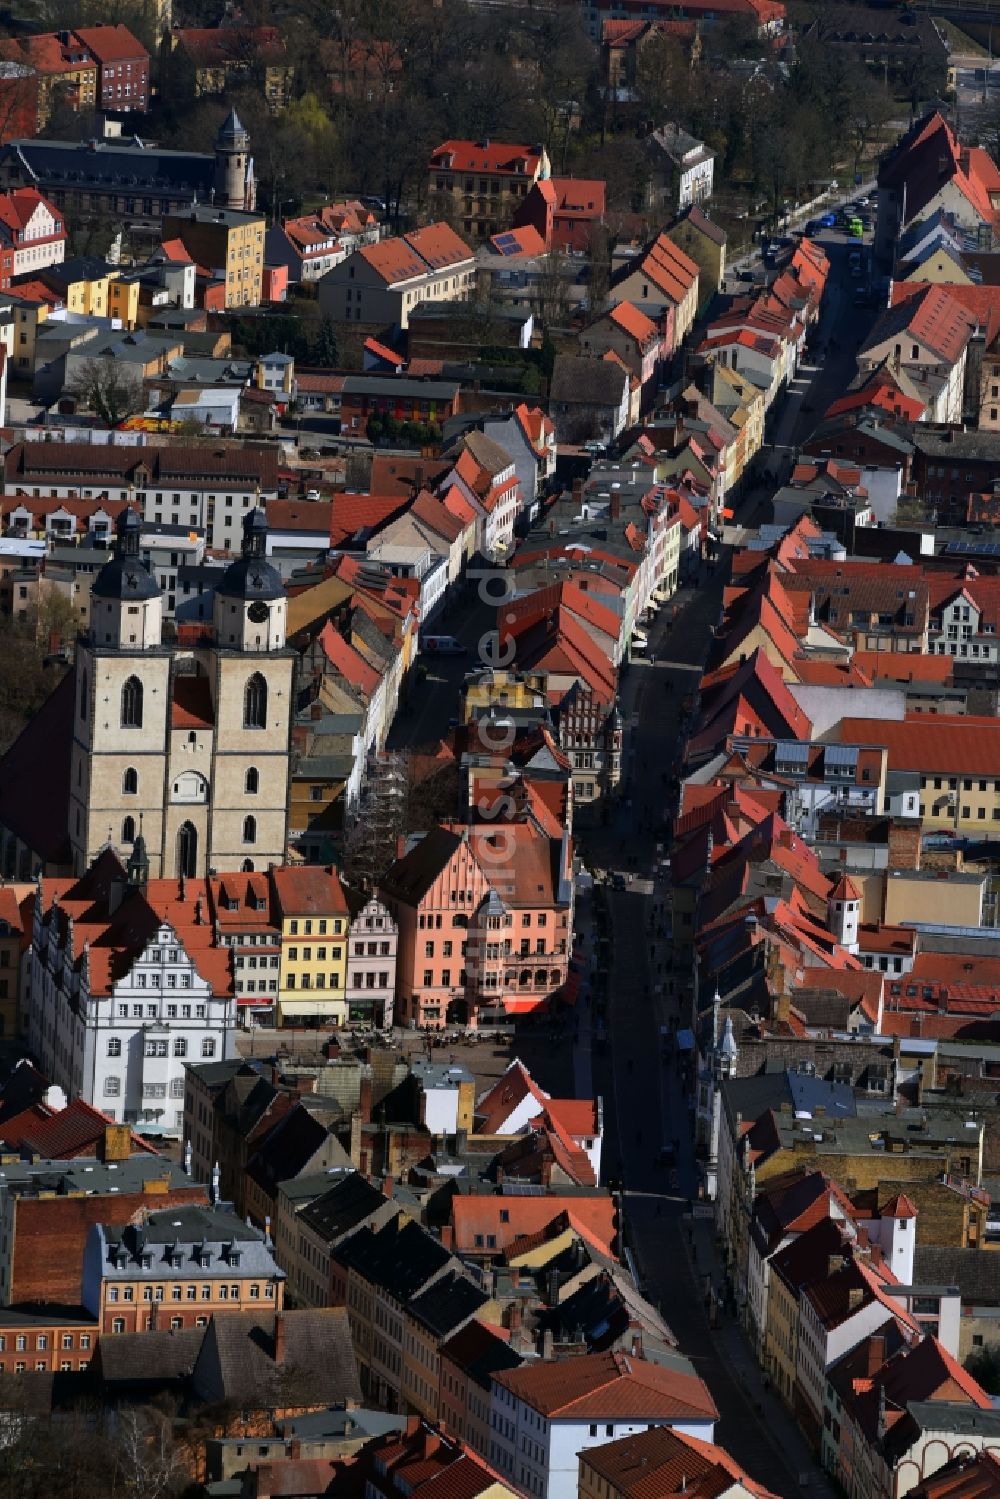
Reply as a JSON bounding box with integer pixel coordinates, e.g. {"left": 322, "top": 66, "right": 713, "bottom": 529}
{"left": 108, "top": 278, "right": 140, "bottom": 328}
{"left": 169, "top": 26, "right": 293, "bottom": 113}
{"left": 271, "top": 865, "right": 350, "bottom": 1027}
{"left": 712, "top": 361, "right": 765, "bottom": 484}
{"left": 839, "top": 716, "right": 1000, "bottom": 840}
{"left": 8, "top": 296, "right": 51, "bottom": 376}
{"left": 401, "top": 1290, "right": 501, "bottom": 1421}
{"left": 460, "top": 668, "right": 549, "bottom": 726}
{"left": 161, "top": 205, "right": 266, "bottom": 309}
{"left": 898, "top": 246, "right": 971, "bottom": 287}
{"left": 763, "top": 1250, "right": 802, "bottom": 1406}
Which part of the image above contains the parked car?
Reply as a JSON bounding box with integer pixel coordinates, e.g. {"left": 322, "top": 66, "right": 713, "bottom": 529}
{"left": 421, "top": 635, "right": 466, "bottom": 656}
{"left": 818, "top": 212, "right": 837, "bottom": 228}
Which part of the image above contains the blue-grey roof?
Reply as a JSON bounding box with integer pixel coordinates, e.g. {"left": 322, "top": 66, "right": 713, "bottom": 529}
{"left": 98, "top": 1203, "right": 285, "bottom": 1281}
{"left": 0, "top": 138, "right": 215, "bottom": 199}
{"left": 786, "top": 1068, "right": 857, "bottom": 1120}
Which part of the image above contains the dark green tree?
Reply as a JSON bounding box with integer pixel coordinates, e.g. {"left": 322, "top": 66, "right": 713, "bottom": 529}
{"left": 311, "top": 317, "right": 340, "bottom": 367}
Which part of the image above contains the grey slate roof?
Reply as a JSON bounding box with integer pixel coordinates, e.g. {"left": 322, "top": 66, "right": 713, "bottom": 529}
{"left": 297, "top": 1172, "right": 394, "bottom": 1247}
{"left": 550, "top": 355, "right": 628, "bottom": 407}
{"left": 336, "top": 1215, "right": 455, "bottom": 1302}
{"left": 913, "top": 1246, "right": 1000, "bottom": 1304}
{"left": 0, "top": 138, "right": 215, "bottom": 199}
{"left": 407, "top": 1270, "right": 488, "bottom": 1338}
{"left": 191, "top": 1308, "right": 362, "bottom": 1407}
{"left": 96, "top": 1324, "right": 205, "bottom": 1387}
{"left": 99, "top": 1203, "right": 284, "bottom": 1282}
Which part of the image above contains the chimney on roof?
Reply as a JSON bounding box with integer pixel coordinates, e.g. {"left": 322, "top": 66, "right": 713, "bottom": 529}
{"left": 609, "top": 490, "right": 621, "bottom": 522}
{"left": 382, "top": 1175, "right": 394, "bottom": 1199}
{"left": 440, "top": 1224, "right": 453, "bottom": 1250}
{"left": 868, "top": 1334, "right": 886, "bottom": 1375}
{"left": 103, "top": 1124, "right": 131, "bottom": 1163}
{"left": 422, "top": 1430, "right": 441, "bottom": 1460}
{"left": 359, "top": 1073, "right": 373, "bottom": 1124}
{"left": 273, "top": 1312, "right": 286, "bottom": 1367}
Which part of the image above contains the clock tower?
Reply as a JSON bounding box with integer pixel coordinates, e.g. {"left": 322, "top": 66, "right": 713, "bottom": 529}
{"left": 213, "top": 508, "right": 287, "bottom": 651}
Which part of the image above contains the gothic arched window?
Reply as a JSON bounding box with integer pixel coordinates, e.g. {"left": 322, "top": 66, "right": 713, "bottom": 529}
{"left": 243, "top": 673, "right": 267, "bottom": 729}
{"left": 177, "top": 821, "right": 198, "bottom": 878}
{"left": 121, "top": 676, "right": 143, "bottom": 729}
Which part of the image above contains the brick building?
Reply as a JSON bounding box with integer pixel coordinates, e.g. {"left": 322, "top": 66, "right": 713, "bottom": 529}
{"left": 0, "top": 1145, "right": 207, "bottom": 1305}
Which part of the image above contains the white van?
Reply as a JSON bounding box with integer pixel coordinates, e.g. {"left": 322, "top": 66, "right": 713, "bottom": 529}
{"left": 421, "top": 635, "right": 467, "bottom": 656}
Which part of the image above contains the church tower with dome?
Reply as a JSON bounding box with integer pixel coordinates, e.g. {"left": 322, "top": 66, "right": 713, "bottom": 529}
{"left": 68, "top": 507, "right": 292, "bottom": 879}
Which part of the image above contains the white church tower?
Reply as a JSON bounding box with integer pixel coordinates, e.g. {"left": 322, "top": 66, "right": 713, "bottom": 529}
{"left": 828, "top": 875, "right": 861, "bottom": 955}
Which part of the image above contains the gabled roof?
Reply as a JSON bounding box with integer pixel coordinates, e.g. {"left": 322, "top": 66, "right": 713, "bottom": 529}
{"left": 191, "top": 1308, "right": 361, "bottom": 1408}
{"left": 580, "top": 1425, "right": 780, "bottom": 1499}
{"left": 607, "top": 300, "right": 659, "bottom": 345}
{"left": 672, "top": 203, "right": 726, "bottom": 247}
{"left": 451, "top": 1194, "right": 617, "bottom": 1258}
{"left": 355, "top": 223, "right": 472, "bottom": 286}
{"left": 494, "top": 1350, "right": 717, "bottom": 1422}
{"left": 860, "top": 284, "right": 977, "bottom": 365}
{"left": 439, "top": 1317, "right": 522, "bottom": 1389}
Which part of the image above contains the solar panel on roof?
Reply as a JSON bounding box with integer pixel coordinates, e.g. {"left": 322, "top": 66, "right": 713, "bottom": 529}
{"left": 825, "top": 744, "right": 859, "bottom": 767}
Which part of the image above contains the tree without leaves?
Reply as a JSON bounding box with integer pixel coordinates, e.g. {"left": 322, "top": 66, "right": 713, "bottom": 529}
{"left": 68, "top": 357, "right": 145, "bottom": 428}
{"left": 113, "top": 1406, "right": 188, "bottom": 1499}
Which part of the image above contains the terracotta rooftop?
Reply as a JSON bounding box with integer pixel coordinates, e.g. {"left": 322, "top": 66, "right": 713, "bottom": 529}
{"left": 493, "top": 1350, "right": 718, "bottom": 1422}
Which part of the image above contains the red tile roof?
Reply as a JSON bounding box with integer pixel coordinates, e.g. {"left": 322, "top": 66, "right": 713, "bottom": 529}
{"left": 863, "top": 284, "right": 977, "bottom": 366}
{"left": 608, "top": 300, "right": 659, "bottom": 345}
{"left": 834, "top": 713, "right": 1000, "bottom": 776}
{"left": 17, "top": 1097, "right": 158, "bottom": 1157}
{"left": 550, "top": 176, "right": 606, "bottom": 218}
{"left": 270, "top": 863, "right": 348, "bottom": 917}
{"left": 494, "top": 1350, "right": 718, "bottom": 1422}
{"left": 451, "top": 1194, "right": 616, "bottom": 1257}
{"left": 430, "top": 140, "right": 542, "bottom": 176}
{"left": 487, "top": 225, "right": 546, "bottom": 258}
{"left": 880, "top": 1193, "right": 918, "bottom": 1220}
{"left": 170, "top": 674, "right": 214, "bottom": 731}
{"left": 580, "top": 1425, "right": 780, "bottom": 1499}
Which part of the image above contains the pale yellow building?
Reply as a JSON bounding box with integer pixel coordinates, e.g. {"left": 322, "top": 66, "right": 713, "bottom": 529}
{"left": 8, "top": 295, "right": 51, "bottom": 376}
{"left": 838, "top": 715, "right": 1000, "bottom": 840}
{"left": 162, "top": 205, "right": 266, "bottom": 309}
{"left": 460, "top": 667, "right": 549, "bottom": 726}
{"left": 271, "top": 865, "right": 350, "bottom": 1028}
{"left": 712, "top": 361, "right": 765, "bottom": 484}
